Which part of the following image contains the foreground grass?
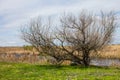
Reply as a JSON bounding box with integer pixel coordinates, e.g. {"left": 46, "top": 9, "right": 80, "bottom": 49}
{"left": 0, "top": 62, "right": 120, "bottom": 80}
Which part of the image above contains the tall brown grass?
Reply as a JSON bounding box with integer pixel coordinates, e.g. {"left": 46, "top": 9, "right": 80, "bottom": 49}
{"left": 0, "top": 45, "right": 120, "bottom": 64}
{"left": 91, "top": 44, "right": 120, "bottom": 59}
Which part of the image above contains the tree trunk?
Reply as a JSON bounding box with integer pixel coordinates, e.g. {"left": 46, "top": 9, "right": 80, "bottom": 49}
{"left": 83, "top": 50, "right": 90, "bottom": 66}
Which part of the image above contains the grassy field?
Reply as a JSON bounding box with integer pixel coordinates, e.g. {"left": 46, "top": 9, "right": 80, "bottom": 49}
{"left": 0, "top": 62, "right": 120, "bottom": 80}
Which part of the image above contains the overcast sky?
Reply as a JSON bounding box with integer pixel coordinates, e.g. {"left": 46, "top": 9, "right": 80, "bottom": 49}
{"left": 0, "top": 0, "right": 120, "bottom": 46}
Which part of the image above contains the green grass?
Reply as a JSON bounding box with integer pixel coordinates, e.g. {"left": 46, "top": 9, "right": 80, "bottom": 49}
{"left": 0, "top": 62, "right": 120, "bottom": 80}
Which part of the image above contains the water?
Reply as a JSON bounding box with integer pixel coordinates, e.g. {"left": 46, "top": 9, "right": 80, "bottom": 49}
{"left": 91, "top": 58, "right": 120, "bottom": 66}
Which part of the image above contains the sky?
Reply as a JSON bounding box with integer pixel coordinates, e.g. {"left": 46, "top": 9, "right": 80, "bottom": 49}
{"left": 0, "top": 0, "right": 120, "bottom": 46}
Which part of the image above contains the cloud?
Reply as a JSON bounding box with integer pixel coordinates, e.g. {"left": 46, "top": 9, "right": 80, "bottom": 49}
{"left": 1, "top": 0, "right": 120, "bottom": 27}
{"left": 0, "top": 0, "right": 120, "bottom": 46}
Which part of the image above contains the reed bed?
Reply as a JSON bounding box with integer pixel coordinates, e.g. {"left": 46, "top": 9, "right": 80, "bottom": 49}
{"left": 0, "top": 45, "right": 120, "bottom": 64}
{"left": 91, "top": 45, "right": 120, "bottom": 59}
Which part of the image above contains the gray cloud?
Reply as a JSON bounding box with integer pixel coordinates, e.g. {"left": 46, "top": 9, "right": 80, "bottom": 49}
{"left": 0, "top": 0, "right": 120, "bottom": 46}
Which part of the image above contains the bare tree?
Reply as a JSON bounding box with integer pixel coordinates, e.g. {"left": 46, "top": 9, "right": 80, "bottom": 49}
{"left": 59, "top": 11, "right": 117, "bottom": 66}
{"left": 20, "top": 17, "right": 67, "bottom": 64}
{"left": 21, "top": 11, "right": 117, "bottom": 66}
